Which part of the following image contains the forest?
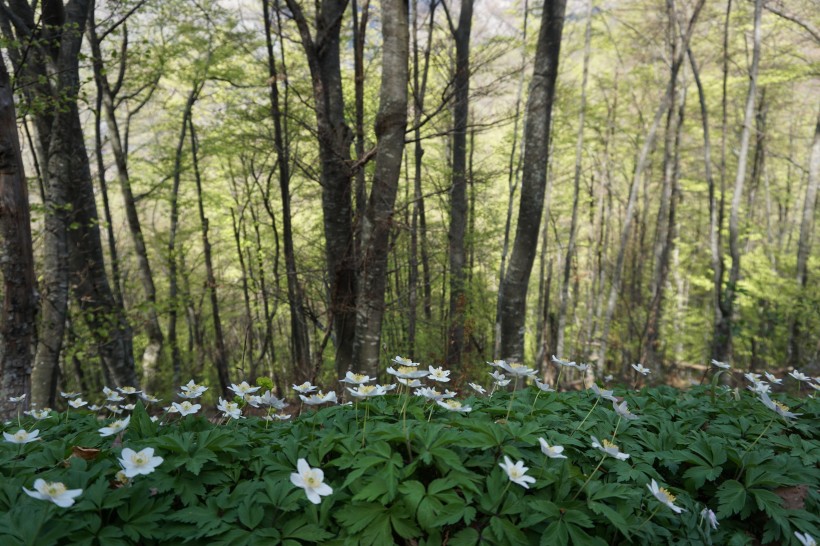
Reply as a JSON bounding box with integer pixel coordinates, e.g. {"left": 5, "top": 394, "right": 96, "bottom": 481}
{"left": 0, "top": 0, "right": 818, "bottom": 414}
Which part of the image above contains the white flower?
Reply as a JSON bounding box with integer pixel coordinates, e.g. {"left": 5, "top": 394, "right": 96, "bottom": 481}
{"left": 397, "top": 377, "right": 423, "bottom": 388}
{"left": 435, "top": 399, "right": 472, "bottom": 413}
{"left": 757, "top": 392, "right": 801, "bottom": 420}
{"left": 88, "top": 404, "right": 102, "bottom": 412}
{"left": 795, "top": 532, "right": 817, "bottom": 546}
{"left": 347, "top": 385, "right": 389, "bottom": 399}
{"left": 120, "top": 404, "right": 135, "bottom": 411}
{"left": 102, "top": 386, "right": 116, "bottom": 397}
{"left": 60, "top": 391, "right": 81, "bottom": 399}
{"left": 119, "top": 447, "right": 163, "bottom": 478}
{"left": 25, "top": 409, "right": 52, "bottom": 420}
{"left": 427, "top": 366, "right": 451, "bottom": 382}
{"left": 534, "top": 379, "right": 554, "bottom": 392}
{"left": 591, "top": 435, "right": 630, "bottom": 460}
{"left": 575, "top": 363, "right": 590, "bottom": 373}
{"left": 392, "top": 355, "right": 417, "bottom": 367}
{"left": 612, "top": 400, "right": 639, "bottom": 420}
{"left": 386, "top": 365, "right": 430, "bottom": 379}
{"left": 379, "top": 384, "right": 397, "bottom": 392}
{"left": 468, "top": 383, "right": 487, "bottom": 395}
{"left": 487, "top": 359, "right": 505, "bottom": 368}
{"left": 763, "top": 372, "right": 782, "bottom": 385}
{"left": 106, "top": 393, "right": 125, "bottom": 403}
{"left": 631, "top": 363, "right": 651, "bottom": 376}
{"left": 4, "top": 429, "right": 40, "bottom": 444}
{"left": 179, "top": 380, "right": 208, "bottom": 398}
{"left": 246, "top": 395, "right": 263, "bottom": 408}
{"left": 710, "top": 359, "right": 730, "bottom": 370}
{"left": 789, "top": 370, "right": 812, "bottom": 382}
{"left": 140, "top": 393, "right": 162, "bottom": 404}
{"left": 591, "top": 383, "right": 617, "bottom": 402}
{"left": 647, "top": 479, "right": 685, "bottom": 514}
{"left": 499, "top": 455, "right": 536, "bottom": 488}
{"left": 744, "top": 372, "right": 762, "bottom": 383}
{"left": 489, "top": 371, "right": 511, "bottom": 386}
{"left": 259, "top": 390, "right": 288, "bottom": 410}
{"left": 299, "top": 391, "right": 337, "bottom": 405}
{"left": 68, "top": 398, "right": 88, "bottom": 409}
{"left": 538, "top": 438, "right": 567, "bottom": 459}
{"left": 105, "top": 404, "right": 124, "bottom": 414}
{"left": 293, "top": 382, "right": 317, "bottom": 394}
{"left": 700, "top": 507, "right": 719, "bottom": 530}
{"left": 263, "top": 414, "right": 292, "bottom": 421}
{"left": 117, "top": 386, "right": 142, "bottom": 395}
{"left": 747, "top": 381, "right": 770, "bottom": 394}
{"left": 498, "top": 361, "right": 538, "bottom": 378}
{"left": 551, "top": 355, "right": 576, "bottom": 368}
{"left": 171, "top": 401, "right": 201, "bottom": 416}
{"left": 217, "top": 397, "right": 243, "bottom": 419}
{"left": 340, "top": 372, "right": 374, "bottom": 385}
{"left": 415, "top": 387, "right": 444, "bottom": 400}
{"left": 229, "top": 381, "right": 261, "bottom": 397}
{"left": 9, "top": 394, "right": 26, "bottom": 403}
{"left": 99, "top": 416, "right": 131, "bottom": 437}
{"left": 290, "top": 458, "right": 333, "bottom": 504}
{"left": 603, "top": 374, "right": 614, "bottom": 383}
{"left": 22, "top": 479, "right": 82, "bottom": 507}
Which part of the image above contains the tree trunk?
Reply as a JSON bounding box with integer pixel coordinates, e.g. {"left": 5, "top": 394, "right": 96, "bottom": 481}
{"left": 88, "top": 13, "right": 164, "bottom": 393}
{"left": 556, "top": 0, "right": 592, "bottom": 360}
{"left": 498, "top": 0, "right": 566, "bottom": 363}
{"left": 445, "top": 0, "right": 473, "bottom": 369}
{"left": 285, "top": 0, "right": 356, "bottom": 378}
{"left": 0, "top": 52, "right": 37, "bottom": 419}
{"left": 352, "top": 0, "right": 409, "bottom": 375}
{"left": 264, "top": 0, "right": 311, "bottom": 378}
{"left": 713, "top": 0, "right": 763, "bottom": 364}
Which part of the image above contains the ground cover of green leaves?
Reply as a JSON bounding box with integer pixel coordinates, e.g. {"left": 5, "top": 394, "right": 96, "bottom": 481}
{"left": 1, "top": 385, "right": 818, "bottom": 545}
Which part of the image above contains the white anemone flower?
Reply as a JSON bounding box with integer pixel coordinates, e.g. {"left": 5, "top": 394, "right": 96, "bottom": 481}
{"left": 612, "top": 400, "right": 639, "bottom": 421}
{"left": 119, "top": 447, "right": 164, "bottom": 478}
{"left": 487, "top": 359, "right": 505, "bottom": 368}
{"left": 468, "top": 383, "right": 487, "bottom": 395}
{"left": 538, "top": 438, "right": 567, "bottom": 459}
{"left": 263, "top": 414, "right": 292, "bottom": 421}
{"left": 106, "top": 393, "right": 125, "bottom": 403}
{"left": 299, "top": 391, "right": 337, "bottom": 405}
{"left": 747, "top": 381, "right": 771, "bottom": 395}
{"left": 25, "top": 408, "right": 52, "bottom": 420}
{"left": 68, "top": 398, "right": 88, "bottom": 409}
{"left": 348, "top": 385, "right": 389, "bottom": 399}
{"left": 435, "top": 399, "right": 472, "bottom": 413}
{"left": 744, "top": 372, "right": 762, "bottom": 384}
{"left": 397, "top": 377, "right": 423, "bottom": 388}
{"left": 179, "top": 380, "right": 208, "bottom": 398}
{"left": 259, "top": 390, "right": 288, "bottom": 410}
{"left": 217, "top": 397, "right": 243, "bottom": 419}
{"left": 120, "top": 404, "right": 136, "bottom": 412}
{"left": 117, "top": 386, "right": 142, "bottom": 395}
{"left": 789, "top": 370, "right": 812, "bottom": 382}
{"left": 171, "top": 401, "right": 201, "bottom": 416}
{"left": 647, "top": 479, "right": 685, "bottom": 514}
{"left": 551, "top": 355, "right": 576, "bottom": 368}
{"left": 427, "top": 366, "right": 451, "bottom": 382}
{"left": 603, "top": 374, "right": 614, "bottom": 383}
{"left": 795, "top": 532, "right": 817, "bottom": 546}
{"left": 489, "top": 371, "right": 511, "bottom": 387}
{"left": 99, "top": 416, "right": 131, "bottom": 437}
{"left": 229, "top": 381, "right": 261, "bottom": 397}
{"left": 23, "top": 479, "right": 82, "bottom": 507}
{"left": 60, "top": 392, "right": 82, "bottom": 399}
{"left": 498, "top": 361, "right": 537, "bottom": 378}
{"left": 590, "top": 383, "right": 617, "bottom": 402}
{"left": 700, "top": 507, "right": 719, "bottom": 530}
{"left": 710, "top": 359, "right": 730, "bottom": 370}
{"left": 591, "top": 435, "right": 630, "bottom": 460}
{"left": 757, "top": 392, "right": 801, "bottom": 420}
{"left": 499, "top": 455, "right": 536, "bottom": 489}
{"left": 535, "top": 379, "right": 554, "bottom": 392}
{"left": 9, "top": 394, "right": 26, "bottom": 403}
{"left": 290, "top": 458, "right": 333, "bottom": 504}
{"left": 763, "top": 372, "right": 782, "bottom": 385}
{"left": 293, "top": 382, "right": 317, "bottom": 394}
{"left": 392, "top": 355, "right": 418, "bottom": 367}
{"left": 102, "top": 386, "right": 116, "bottom": 397}
{"left": 4, "top": 429, "right": 40, "bottom": 444}
{"left": 340, "top": 372, "right": 375, "bottom": 385}
{"left": 140, "top": 393, "right": 162, "bottom": 404}
{"left": 105, "top": 404, "right": 124, "bottom": 414}
{"left": 386, "top": 365, "right": 430, "bottom": 379}
{"left": 631, "top": 363, "right": 651, "bottom": 376}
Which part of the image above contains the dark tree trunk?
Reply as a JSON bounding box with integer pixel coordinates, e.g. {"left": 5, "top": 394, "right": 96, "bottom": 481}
{"left": 498, "top": 0, "right": 566, "bottom": 363}
{"left": 445, "top": 0, "right": 473, "bottom": 369}
{"left": 0, "top": 52, "right": 37, "bottom": 419}
{"left": 352, "top": 0, "right": 409, "bottom": 375}
{"left": 285, "top": 0, "right": 356, "bottom": 377}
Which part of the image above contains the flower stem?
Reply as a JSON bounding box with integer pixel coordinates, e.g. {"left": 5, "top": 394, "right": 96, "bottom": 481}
{"left": 636, "top": 505, "right": 661, "bottom": 531}
{"left": 529, "top": 391, "right": 542, "bottom": 415}
{"left": 505, "top": 377, "right": 520, "bottom": 422}
{"left": 570, "top": 397, "right": 600, "bottom": 437}
{"left": 571, "top": 455, "right": 606, "bottom": 501}
{"left": 735, "top": 414, "right": 776, "bottom": 479}
{"left": 361, "top": 404, "right": 370, "bottom": 448}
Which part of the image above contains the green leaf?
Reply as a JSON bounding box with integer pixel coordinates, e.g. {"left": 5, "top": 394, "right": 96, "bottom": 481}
{"left": 716, "top": 479, "right": 747, "bottom": 518}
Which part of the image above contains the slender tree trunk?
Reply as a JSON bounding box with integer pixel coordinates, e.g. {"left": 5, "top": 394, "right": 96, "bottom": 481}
{"left": 88, "top": 14, "right": 164, "bottom": 392}
{"left": 188, "top": 117, "right": 231, "bottom": 395}
{"left": 556, "top": 0, "right": 592, "bottom": 360}
{"left": 285, "top": 0, "right": 356, "bottom": 377}
{"left": 789, "top": 110, "right": 820, "bottom": 366}
{"left": 498, "top": 0, "right": 566, "bottom": 363}
{"left": 0, "top": 52, "right": 37, "bottom": 419}
{"left": 713, "top": 0, "right": 763, "bottom": 364}
{"left": 352, "top": 0, "right": 409, "bottom": 375}
{"left": 597, "top": 0, "right": 705, "bottom": 370}
{"left": 264, "top": 0, "right": 311, "bottom": 378}
{"left": 445, "top": 0, "right": 473, "bottom": 369}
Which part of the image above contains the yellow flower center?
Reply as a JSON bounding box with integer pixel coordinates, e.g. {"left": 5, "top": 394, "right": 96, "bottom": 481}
{"left": 14, "top": 431, "right": 27, "bottom": 441}
{"left": 774, "top": 401, "right": 790, "bottom": 412}
{"left": 445, "top": 400, "right": 460, "bottom": 409}
{"left": 359, "top": 385, "right": 375, "bottom": 395}
{"left": 45, "top": 483, "right": 66, "bottom": 496}
{"left": 398, "top": 366, "right": 415, "bottom": 374}
{"left": 509, "top": 468, "right": 522, "bottom": 479}
{"left": 297, "top": 383, "right": 310, "bottom": 390}
{"left": 305, "top": 473, "right": 320, "bottom": 487}
{"left": 352, "top": 374, "right": 366, "bottom": 382}
{"left": 602, "top": 439, "right": 618, "bottom": 450}
{"left": 132, "top": 453, "right": 148, "bottom": 466}
{"left": 659, "top": 487, "right": 676, "bottom": 503}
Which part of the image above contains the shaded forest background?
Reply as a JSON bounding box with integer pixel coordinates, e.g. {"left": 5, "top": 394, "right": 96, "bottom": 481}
{"left": 0, "top": 0, "right": 818, "bottom": 413}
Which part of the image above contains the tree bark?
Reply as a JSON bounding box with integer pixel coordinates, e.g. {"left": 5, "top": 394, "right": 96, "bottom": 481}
{"left": 0, "top": 51, "right": 37, "bottom": 419}
{"left": 498, "top": 0, "right": 566, "bottom": 363}
{"left": 445, "top": 0, "right": 473, "bottom": 369}
{"left": 285, "top": 0, "right": 356, "bottom": 377}
{"left": 352, "top": 0, "right": 409, "bottom": 375}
